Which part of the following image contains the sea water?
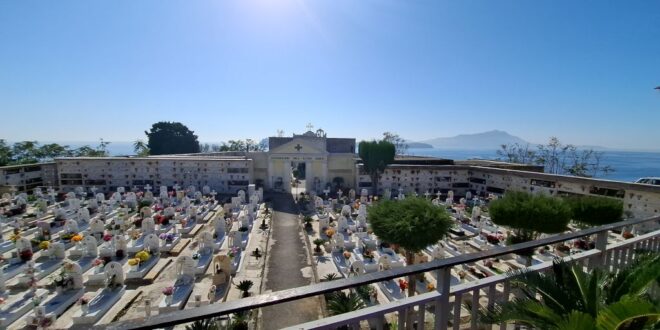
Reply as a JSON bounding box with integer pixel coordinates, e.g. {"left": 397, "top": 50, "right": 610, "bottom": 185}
{"left": 407, "top": 148, "right": 660, "bottom": 183}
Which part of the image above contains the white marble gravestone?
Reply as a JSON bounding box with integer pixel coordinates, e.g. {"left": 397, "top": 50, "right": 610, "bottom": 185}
{"left": 159, "top": 256, "right": 196, "bottom": 312}
{"left": 73, "top": 261, "right": 126, "bottom": 324}
{"left": 140, "top": 206, "right": 153, "bottom": 218}
{"left": 65, "top": 219, "right": 79, "bottom": 233}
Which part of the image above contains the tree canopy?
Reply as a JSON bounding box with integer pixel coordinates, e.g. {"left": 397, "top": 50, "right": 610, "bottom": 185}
{"left": 566, "top": 196, "right": 623, "bottom": 227}
{"left": 368, "top": 197, "right": 453, "bottom": 253}
{"left": 358, "top": 140, "right": 395, "bottom": 194}
{"left": 145, "top": 121, "right": 200, "bottom": 155}
{"left": 496, "top": 137, "right": 614, "bottom": 178}
{"left": 0, "top": 139, "right": 110, "bottom": 166}
{"left": 489, "top": 191, "right": 571, "bottom": 239}
{"left": 382, "top": 132, "right": 408, "bottom": 155}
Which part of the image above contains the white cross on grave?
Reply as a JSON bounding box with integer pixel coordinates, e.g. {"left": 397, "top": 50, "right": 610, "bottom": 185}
{"left": 306, "top": 123, "right": 314, "bottom": 131}
{"left": 294, "top": 144, "right": 303, "bottom": 152}
{"left": 144, "top": 184, "right": 152, "bottom": 192}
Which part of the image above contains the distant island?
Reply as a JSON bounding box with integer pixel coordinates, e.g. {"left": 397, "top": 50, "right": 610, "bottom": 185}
{"left": 405, "top": 141, "right": 433, "bottom": 149}
{"left": 410, "top": 130, "right": 528, "bottom": 150}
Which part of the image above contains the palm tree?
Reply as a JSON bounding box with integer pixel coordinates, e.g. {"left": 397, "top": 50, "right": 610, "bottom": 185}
{"left": 479, "top": 253, "right": 660, "bottom": 329}
{"left": 133, "top": 140, "right": 150, "bottom": 156}
{"left": 326, "top": 291, "right": 366, "bottom": 315}
{"left": 323, "top": 273, "right": 340, "bottom": 281}
{"left": 235, "top": 280, "right": 254, "bottom": 298}
{"left": 185, "top": 318, "right": 218, "bottom": 330}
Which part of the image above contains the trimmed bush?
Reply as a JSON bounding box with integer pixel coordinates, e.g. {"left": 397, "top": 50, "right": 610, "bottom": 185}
{"left": 490, "top": 191, "right": 571, "bottom": 238}
{"left": 566, "top": 196, "right": 623, "bottom": 227}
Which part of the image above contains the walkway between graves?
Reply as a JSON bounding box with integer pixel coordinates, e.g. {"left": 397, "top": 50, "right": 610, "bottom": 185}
{"left": 260, "top": 192, "right": 321, "bottom": 330}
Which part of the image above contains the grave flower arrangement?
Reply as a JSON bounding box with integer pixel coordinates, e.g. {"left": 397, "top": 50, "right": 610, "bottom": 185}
{"left": 128, "top": 258, "right": 140, "bottom": 267}
{"left": 71, "top": 234, "right": 83, "bottom": 243}
{"left": 426, "top": 283, "right": 435, "bottom": 291}
{"left": 485, "top": 233, "right": 501, "bottom": 245}
{"left": 555, "top": 244, "right": 571, "bottom": 254}
{"left": 135, "top": 250, "right": 150, "bottom": 262}
{"left": 343, "top": 251, "right": 351, "bottom": 260}
{"left": 37, "top": 317, "right": 53, "bottom": 328}
{"left": 192, "top": 253, "right": 200, "bottom": 260}
{"left": 228, "top": 246, "right": 239, "bottom": 259}
{"left": 38, "top": 240, "right": 50, "bottom": 250}
{"left": 116, "top": 249, "right": 125, "bottom": 259}
{"left": 19, "top": 249, "right": 33, "bottom": 261}
{"left": 9, "top": 233, "right": 21, "bottom": 243}
{"left": 622, "top": 231, "right": 634, "bottom": 239}
{"left": 325, "top": 228, "right": 336, "bottom": 238}
{"left": 60, "top": 232, "right": 75, "bottom": 242}
{"left": 159, "top": 233, "right": 175, "bottom": 243}
{"left": 398, "top": 279, "right": 408, "bottom": 291}
{"left": 103, "top": 233, "right": 113, "bottom": 242}
{"left": 362, "top": 250, "right": 375, "bottom": 261}
{"left": 78, "top": 296, "right": 89, "bottom": 305}
{"left": 154, "top": 214, "right": 168, "bottom": 226}
{"left": 93, "top": 258, "right": 105, "bottom": 268}
{"left": 162, "top": 286, "right": 174, "bottom": 296}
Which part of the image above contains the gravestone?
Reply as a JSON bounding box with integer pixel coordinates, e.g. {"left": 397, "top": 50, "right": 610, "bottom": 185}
{"left": 214, "top": 217, "right": 226, "bottom": 236}
{"left": 383, "top": 188, "right": 391, "bottom": 200}
{"left": 140, "top": 206, "right": 152, "bottom": 218}
{"left": 198, "top": 232, "right": 214, "bottom": 254}
{"left": 90, "top": 218, "right": 105, "bottom": 238}
{"left": 432, "top": 244, "right": 445, "bottom": 260}
{"left": 105, "top": 261, "right": 124, "bottom": 287}
{"left": 142, "top": 217, "right": 156, "bottom": 235}
{"left": 82, "top": 236, "right": 98, "bottom": 257}
{"left": 47, "top": 242, "right": 66, "bottom": 259}
{"left": 144, "top": 234, "right": 160, "bottom": 253}
{"left": 77, "top": 208, "right": 90, "bottom": 222}
{"left": 65, "top": 219, "right": 79, "bottom": 233}
{"left": 230, "top": 231, "right": 242, "bottom": 249}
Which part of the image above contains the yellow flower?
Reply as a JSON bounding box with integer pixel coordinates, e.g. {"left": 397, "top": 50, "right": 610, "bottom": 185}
{"left": 325, "top": 228, "right": 336, "bottom": 238}
{"left": 426, "top": 283, "right": 435, "bottom": 291}
{"left": 127, "top": 258, "right": 140, "bottom": 266}
{"left": 38, "top": 241, "right": 50, "bottom": 250}
{"left": 71, "top": 234, "right": 83, "bottom": 242}
{"left": 135, "top": 250, "right": 150, "bottom": 262}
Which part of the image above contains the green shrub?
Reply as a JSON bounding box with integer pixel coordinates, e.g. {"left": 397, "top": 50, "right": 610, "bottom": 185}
{"left": 490, "top": 191, "right": 571, "bottom": 239}
{"left": 566, "top": 196, "right": 623, "bottom": 227}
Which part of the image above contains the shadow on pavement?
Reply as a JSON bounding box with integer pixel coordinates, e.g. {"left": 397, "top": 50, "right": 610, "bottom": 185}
{"left": 266, "top": 192, "right": 301, "bottom": 215}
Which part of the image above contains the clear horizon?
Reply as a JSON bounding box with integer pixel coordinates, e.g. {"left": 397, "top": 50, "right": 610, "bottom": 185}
{"left": 1, "top": 1, "right": 659, "bottom": 149}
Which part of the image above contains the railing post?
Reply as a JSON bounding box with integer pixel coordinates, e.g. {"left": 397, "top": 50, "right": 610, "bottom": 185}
{"left": 435, "top": 267, "right": 451, "bottom": 329}
{"left": 590, "top": 230, "right": 609, "bottom": 270}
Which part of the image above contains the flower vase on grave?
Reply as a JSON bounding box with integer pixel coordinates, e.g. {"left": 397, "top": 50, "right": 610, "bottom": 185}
{"left": 81, "top": 303, "right": 89, "bottom": 314}
{"left": 165, "top": 295, "right": 173, "bottom": 305}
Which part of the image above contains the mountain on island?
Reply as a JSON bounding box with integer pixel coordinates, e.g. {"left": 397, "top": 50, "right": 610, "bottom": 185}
{"left": 417, "top": 130, "right": 529, "bottom": 149}
{"left": 405, "top": 141, "right": 433, "bottom": 148}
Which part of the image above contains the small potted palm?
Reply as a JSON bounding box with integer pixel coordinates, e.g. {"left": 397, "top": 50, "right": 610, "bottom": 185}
{"left": 312, "top": 238, "right": 325, "bottom": 254}
{"left": 236, "top": 280, "right": 253, "bottom": 298}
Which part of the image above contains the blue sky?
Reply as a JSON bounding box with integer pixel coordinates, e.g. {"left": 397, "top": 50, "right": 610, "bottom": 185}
{"left": 1, "top": 1, "right": 659, "bottom": 150}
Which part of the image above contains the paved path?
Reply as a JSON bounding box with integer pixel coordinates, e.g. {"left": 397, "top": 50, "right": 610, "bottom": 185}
{"left": 260, "top": 193, "right": 321, "bottom": 329}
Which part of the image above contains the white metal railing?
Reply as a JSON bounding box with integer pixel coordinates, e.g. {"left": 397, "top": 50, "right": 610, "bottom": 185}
{"left": 287, "top": 229, "right": 660, "bottom": 330}
{"left": 103, "top": 216, "right": 660, "bottom": 330}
